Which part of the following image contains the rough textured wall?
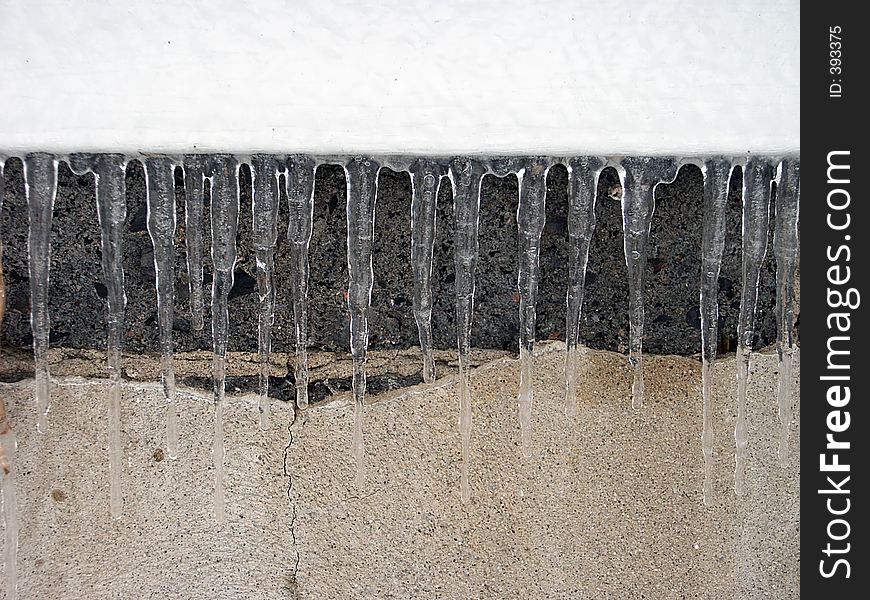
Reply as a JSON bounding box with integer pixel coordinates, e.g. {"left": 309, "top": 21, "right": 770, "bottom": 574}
{"left": 0, "top": 159, "right": 781, "bottom": 366}
{"left": 0, "top": 346, "right": 800, "bottom": 599}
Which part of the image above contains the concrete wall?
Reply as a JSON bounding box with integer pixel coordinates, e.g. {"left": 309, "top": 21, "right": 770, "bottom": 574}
{"left": 0, "top": 344, "right": 799, "bottom": 598}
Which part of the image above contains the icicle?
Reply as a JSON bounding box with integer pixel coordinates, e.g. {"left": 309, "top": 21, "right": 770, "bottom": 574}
{"left": 565, "top": 157, "right": 605, "bottom": 417}
{"left": 448, "top": 157, "right": 486, "bottom": 504}
{"left": 71, "top": 153, "right": 129, "bottom": 517}
{"left": 618, "top": 157, "right": 677, "bottom": 409}
{"left": 209, "top": 155, "right": 241, "bottom": 522}
{"left": 515, "top": 158, "right": 549, "bottom": 457}
{"left": 251, "top": 155, "right": 282, "bottom": 430}
{"left": 344, "top": 157, "right": 379, "bottom": 489}
{"left": 773, "top": 158, "right": 800, "bottom": 467}
{"left": 409, "top": 159, "right": 442, "bottom": 384}
{"left": 0, "top": 419, "right": 17, "bottom": 600}
{"left": 183, "top": 155, "right": 207, "bottom": 332}
{"left": 144, "top": 157, "right": 179, "bottom": 461}
{"left": 699, "top": 158, "right": 733, "bottom": 506}
{"left": 285, "top": 155, "right": 317, "bottom": 410}
{"left": 23, "top": 153, "right": 58, "bottom": 433}
{"left": 734, "top": 158, "right": 773, "bottom": 496}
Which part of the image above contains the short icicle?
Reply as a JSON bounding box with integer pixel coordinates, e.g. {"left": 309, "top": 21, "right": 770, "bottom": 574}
{"left": 734, "top": 157, "right": 773, "bottom": 496}
{"left": 619, "top": 157, "right": 677, "bottom": 409}
{"left": 144, "top": 157, "right": 180, "bottom": 461}
{"left": 409, "top": 159, "right": 442, "bottom": 384}
{"left": 515, "top": 158, "right": 549, "bottom": 457}
{"left": 71, "top": 153, "right": 129, "bottom": 517}
{"left": 698, "top": 158, "right": 733, "bottom": 506}
{"left": 285, "top": 155, "right": 317, "bottom": 410}
{"left": 773, "top": 158, "right": 800, "bottom": 467}
{"left": 183, "top": 155, "right": 208, "bottom": 332}
{"left": 209, "top": 155, "right": 241, "bottom": 522}
{"left": 565, "top": 157, "right": 605, "bottom": 417}
{"left": 23, "top": 153, "right": 58, "bottom": 433}
{"left": 344, "top": 157, "right": 380, "bottom": 489}
{"left": 251, "top": 155, "right": 282, "bottom": 430}
{"left": 449, "top": 157, "right": 486, "bottom": 503}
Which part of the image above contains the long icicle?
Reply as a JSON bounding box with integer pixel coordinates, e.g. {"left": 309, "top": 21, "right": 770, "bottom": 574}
{"left": 449, "top": 157, "right": 486, "bottom": 504}
{"left": 183, "top": 155, "right": 207, "bottom": 332}
{"left": 144, "top": 157, "right": 179, "bottom": 461}
{"left": 619, "top": 157, "right": 677, "bottom": 409}
{"left": 285, "top": 155, "right": 317, "bottom": 410}
{"left": 251, "top": 155, "right": 282, "bottom": 430}
{"left": 565, "top": 157, "right": 604, "bottom": 417}
{"left": 24, "top": 153, "right": 58, "bottom": 433}
{"left": 71, "top": 153, "right": 129, "bottom": 517}
{"left": 1, "top": 158, "right": 20, "bottom": 600}
{"left": 773, "top": 158, "right": 800, "bottom": 467}
{"left": 344, "top": 157, "right": 379, "bottom": 489}
{"left": 409, "top": 159, "right": 442, "bottom": 384}
{"left": 699, "top": 158, "right": 733, "bottom": 506}
{"left": 209, "top": 155, "right": 240, "bottom": 522}
{"left": 516, "top": 158, "right": 549, "bottom": 457}
{"left": 734, "top": 157, "right": 773, "bottom": 496}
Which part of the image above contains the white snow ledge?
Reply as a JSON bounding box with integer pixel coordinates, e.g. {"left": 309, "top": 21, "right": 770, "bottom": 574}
{"left": 0, "top": 0, "right": 799, "bottom": 156}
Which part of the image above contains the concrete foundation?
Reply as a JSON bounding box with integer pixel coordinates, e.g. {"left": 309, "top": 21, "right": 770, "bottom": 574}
{"left": 0, "top": 344, "right": 798, "bottom": 599}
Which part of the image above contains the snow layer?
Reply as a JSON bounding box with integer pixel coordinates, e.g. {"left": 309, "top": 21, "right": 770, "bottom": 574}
{"left": 0, "top": 0, "right": 799, "bottom": 155}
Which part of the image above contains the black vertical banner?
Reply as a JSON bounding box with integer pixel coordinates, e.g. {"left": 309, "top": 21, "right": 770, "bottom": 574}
{"left": 801, "top": 4, "right": 868, "bottom": 597}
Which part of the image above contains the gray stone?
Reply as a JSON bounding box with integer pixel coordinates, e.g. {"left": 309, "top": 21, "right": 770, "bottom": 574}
{"left": 0, "top": 157, "right": 780, "bottom": 368}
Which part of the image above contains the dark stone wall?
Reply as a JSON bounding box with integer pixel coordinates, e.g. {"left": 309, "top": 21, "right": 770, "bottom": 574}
{"left": 0, "top": 157, "right": 782, "bottom": 358}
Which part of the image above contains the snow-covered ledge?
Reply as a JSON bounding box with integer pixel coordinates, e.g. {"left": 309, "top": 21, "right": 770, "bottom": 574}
{"left": 0, "top": 0, "right": 799, "bottom": 156}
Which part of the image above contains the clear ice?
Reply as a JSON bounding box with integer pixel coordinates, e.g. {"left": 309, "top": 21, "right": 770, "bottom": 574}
{"left": 23, "top": 153, "right": 58, "bottom": 434}
{"left": 734, "top": 158, "right": 773, "bottom": 496}
{"left": 699, "top": 158, "right": 733, "bottom": 505}
{"left": 70, "top": 153, "right": 129, "bottom": 517}
{"left": 251, "top": 155, "right": 283, "bottom": 430}
{"left": 344, "top": 157, "right": 380, "bottom": 489}
{"left": 409, "top": 159, "right": 442, "bottom": 384}
{"left": 772, "top": 159, "right": 800, "bottom": 467}
{"left": 285, "top": 155, "right": 317, "bottom": 410}
{"left": 144, "top": 157, "right": 179, "bottom": 461}
{"left": 565, "top": 157, "right": 605, "bottom": 417}
{"left": 515, "top": 158, "right": 549, "bottom": 457}
{"left": 448, "top": 157, "right": 486, "bottom": 503}
{"left": 182, "top": 155, "right": 208, "bottom": 332}
{"left": 618, "top": 157, "right": 677, "bottom": 409}
{"left": 209, "top": 155, "right": 241, "bottom": 522}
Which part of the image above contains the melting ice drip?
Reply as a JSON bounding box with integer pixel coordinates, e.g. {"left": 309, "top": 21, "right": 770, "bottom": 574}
{"left": 699, "top": 158, "right": 733, "bottom": 506}
{"left": 0, "top": 153, "right": 799, "bottom": 539}
{"left": 618, "top": 158, "right": 679, "bottom": 409}
{"left": 69, "top": 153, "right": 129, "bottom": 519}
{"left": 345, "top": 157, "right": 379, "bottom": 489}
{"left": 208, "top": 156, "right": 242, "bottom": 523}
{"left": 772, "top": 159, "right": 800, "bottom": 467}
{"left": 22, "top": 154, "right": 57, "bottom": 435}
{"left": 733, "top": 158, "right": 774, "bottom": 497}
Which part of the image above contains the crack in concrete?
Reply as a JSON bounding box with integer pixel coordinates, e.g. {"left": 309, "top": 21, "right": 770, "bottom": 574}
{"left": 282, "top": 401, "right": 302, "bottom": 597}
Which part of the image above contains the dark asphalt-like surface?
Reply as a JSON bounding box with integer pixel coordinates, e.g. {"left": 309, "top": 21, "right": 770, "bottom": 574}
{"left": 0, "top": 157, "right": 783, "bottom": 362}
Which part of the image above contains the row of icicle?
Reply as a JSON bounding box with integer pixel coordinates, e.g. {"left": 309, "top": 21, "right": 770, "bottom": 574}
{"left": 1, "top": 153, "right": 798, "bottom": 598}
